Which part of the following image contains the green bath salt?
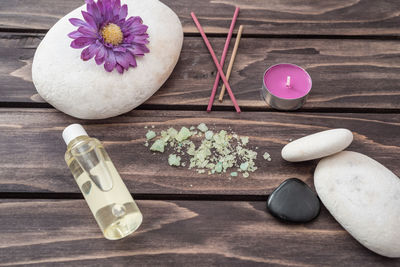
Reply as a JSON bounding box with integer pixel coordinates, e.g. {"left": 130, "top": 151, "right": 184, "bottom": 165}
{"left": 144, "top": 123, "right": 270, "bottom": 178}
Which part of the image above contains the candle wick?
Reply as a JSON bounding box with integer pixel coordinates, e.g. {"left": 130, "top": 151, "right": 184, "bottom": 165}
{"left": 286, "top": 76, "right": 291, "bottom": 88}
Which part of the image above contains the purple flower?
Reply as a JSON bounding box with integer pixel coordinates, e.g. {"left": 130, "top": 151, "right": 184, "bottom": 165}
{"left": 68, "top": 0, "right": 149, "bottom": 74}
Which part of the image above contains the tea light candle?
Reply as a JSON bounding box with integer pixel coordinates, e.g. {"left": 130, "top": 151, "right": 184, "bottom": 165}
{"left": 261, "top": 64, "right": 312, "bottom": 110}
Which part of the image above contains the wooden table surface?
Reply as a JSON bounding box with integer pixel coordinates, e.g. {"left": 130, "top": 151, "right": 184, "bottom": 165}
{"left": 1, "top": 0, "right": 400, "bottom": 266}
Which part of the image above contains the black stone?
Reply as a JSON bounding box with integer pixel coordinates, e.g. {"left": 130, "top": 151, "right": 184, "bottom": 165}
{"left": 267, "top": 178, "right": 320, "bottom": 223}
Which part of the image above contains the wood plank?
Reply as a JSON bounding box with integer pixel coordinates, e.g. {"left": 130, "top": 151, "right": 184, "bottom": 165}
{"left": 2, "top": 33, "right": 400, "bottom": 110}
{"left": 2, "top": 0, "right": 400, "bottom": 36}
{"left": 0, "top": 199, "right": 398, "bottom": 266}
{"left": 0, "top": 108, "right": 399, "bottom": 195}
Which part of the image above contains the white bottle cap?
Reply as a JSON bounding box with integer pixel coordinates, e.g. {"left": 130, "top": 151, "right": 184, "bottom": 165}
{"left": 62, "top": 124, "right": 88, "bottom": 145}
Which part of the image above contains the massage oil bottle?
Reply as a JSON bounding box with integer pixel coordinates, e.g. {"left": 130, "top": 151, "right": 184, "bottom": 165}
{"left": 63, "top": 124, "right": 142, "bottom": 240}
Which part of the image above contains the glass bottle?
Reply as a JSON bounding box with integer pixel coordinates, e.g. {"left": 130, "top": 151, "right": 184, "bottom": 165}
{"left": 63, "top": 124, "right": 142, "bottom": 240}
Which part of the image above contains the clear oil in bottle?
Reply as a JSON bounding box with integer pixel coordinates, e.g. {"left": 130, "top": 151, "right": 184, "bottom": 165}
{"left": 63, "top": 124, "right": 142, "bottom": 240}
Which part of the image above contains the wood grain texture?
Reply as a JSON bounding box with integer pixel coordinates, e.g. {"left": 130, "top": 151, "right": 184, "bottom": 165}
{"left": 0, "top": 108, "right": 399, "bottom": 195}
{"left": 2, "top": 0, "right": 400, "bottom": 36}
{"left": 0, "top": 199, "right": 398, "bottom": 266}
{"left": 2, "top": 33, "right": 400, "bottom": 109}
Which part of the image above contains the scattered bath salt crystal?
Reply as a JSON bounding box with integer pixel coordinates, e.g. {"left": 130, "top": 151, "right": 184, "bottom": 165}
{"left": 205, "top": 130, "right": 213, "bottom": 140}
{"left": 215, "top": 162, "right": 223, "bottom": 173}
{"left": 176, "top": 127, "right": 191, "bottom": 142}
{"left": 187, "top": 142, "right": 196, "bottom": 156}
{"left": 190, "top": 126, "right": 195, "bottom": 130}
{"left": 230, "top": 172, "right": 238, "bottom": 177}
{"left": 151, "top": 125, "right": 155, "bottom": 128}
{"left": 197, "top": 123, "right": 208, "bottom": 132}
{"left": 150, "top": 139, "right": 165, "bottom": 153}
{"left": 146, "top": 130, "right": 156, "bottom": 140}
{"left": 167, "top": 127, "right": 178, "bottom": 138}
{"left": 263, "top": 152, "right": 271, "bottom": 160}
{"left": 240, "top": 162, "right": 249, "bottom": 171}
{"left": 144, "top": 142, "right": 149, "bottom": 147}
{"left": 197, "top": 169, "right": 206, "bottom": 174}
{"left": 240, "top": 136, "right": 249, "bottom": 146}
{"left": 160, "top": 130, "right": 171, "bottom": 142}
{"left": 243, "top": 172, "right": 249, "bottom": 178}
{"left": 289, "top": 138, "right": 293, "bottom": 142}
{"left": 181, "top": 162, "right": 186, "bottom": 167}
{"left": 190, "top": 184, "right": 193, "bottom": 187}
{"left": 144, "top": 126, "right": 148, "bottom": 129}
{"left": 168, "top": 154, "right": 181, "bottom": 166}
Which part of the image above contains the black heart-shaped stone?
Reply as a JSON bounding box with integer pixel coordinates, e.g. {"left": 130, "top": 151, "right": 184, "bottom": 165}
{"left": 267, "top": 178, "right": 320, "bottom": 223}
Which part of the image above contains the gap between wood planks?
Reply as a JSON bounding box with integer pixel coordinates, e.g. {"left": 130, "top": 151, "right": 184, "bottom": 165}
{"left": 2, "top": 102, "right": 400, "bottom": 114}
{"left": 1, "top": 27, "right": 400, "bottom": 40}
{"left": 0, "top": 192, "right": 269, "bottom": 201}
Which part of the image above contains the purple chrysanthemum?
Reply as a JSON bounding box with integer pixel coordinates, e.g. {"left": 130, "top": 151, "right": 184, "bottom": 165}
{"left": 68, "top": 0, "right": 149, "bottom": 74}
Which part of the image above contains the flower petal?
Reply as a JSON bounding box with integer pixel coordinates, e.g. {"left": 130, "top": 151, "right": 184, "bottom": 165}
{"left": 114, "top": 52, "right": 131, "bottom": 69}
{"left": 71, "top": 37, "right": 96, "bottom": 48}
{"left": 87, "top": 1, "right": 101, "bottom": 23}
{"left": 130, "top": 34, "right": 150, "bottom": 45}
{"left": 69, "top": 18, "right": 88, "bottom": 27}
{"left": 110, "top": 15, "right": 120, "bottom": 24}
{"left": 130, "top": 24, "right": 148, "bottom": 35}
{"left": 115, "top": 63, "right": 124, "bottom": 74}
{"left": 113, "top": 46, "right": 126, "bottom": 52}
{"left": 95, "top": 46, "right": 107, "bottom": 65}
{"left": 77, "top": 26, "right": 98, "bottom": 38}
{"left": 128, "top": 53, "right": 137, "bottom": 67}
{"left": 113, "top": 0, "right": 121, "bottom": 16}
{"left": 68, "top": 30, "right": 84, "bottom": 39}
{"left": 123, "top": 16, "right": 142, "bottom": 29}
{"left": 103, "top": 0, "right": 113, "bottom": 21}
{"left": 118, "top": 4, "right": 128, "bottom": 20}
{"left": 82, "top": 11, "right": 98, "bottom": 29}
{"left": 127, "top": 44, "right": 149, "bottom": 56}
{"left": 97, "top": 0, "right": 105, "bottom": 17}
{"left": 81, "top": 43, "right": 101, "bottom": 61}
{"left": 104, "top": 49, "right": 116, "bottom": 72}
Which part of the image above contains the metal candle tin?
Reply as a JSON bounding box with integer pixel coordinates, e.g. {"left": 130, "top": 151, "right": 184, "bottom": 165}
{"left": 261, "top": 64, "right": 312, "bottom": 111}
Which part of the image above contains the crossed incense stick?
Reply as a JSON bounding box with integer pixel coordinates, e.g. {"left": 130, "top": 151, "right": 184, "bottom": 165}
{"left": 219, "top": 25, "right": 243, "bottom": 102}
{"left": 191, "top": 9, "right": 242, "bottom": 113}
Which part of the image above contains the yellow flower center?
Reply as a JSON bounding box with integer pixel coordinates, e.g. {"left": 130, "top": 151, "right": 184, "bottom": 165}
{"left": 101, "top": 23, "right": 123, "bottom": 46}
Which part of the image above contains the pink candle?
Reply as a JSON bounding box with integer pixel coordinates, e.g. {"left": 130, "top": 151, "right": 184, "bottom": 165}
{"left": 262, "top": 64, "right": 312, "bottom": 110}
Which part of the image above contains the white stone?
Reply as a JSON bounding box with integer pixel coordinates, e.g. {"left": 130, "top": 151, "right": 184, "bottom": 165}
{"left": 32, "top": 0, "right": 183, "bottom": 119}
{"left": 281, "top": 128, "right": 353, "bottom": 162}
{"left": 314, "top": 151, "right": 400, "bottom": 258}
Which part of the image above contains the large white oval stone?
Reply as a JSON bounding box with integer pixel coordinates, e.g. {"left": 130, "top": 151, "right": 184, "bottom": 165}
{"left": 281, "top": 128, "right": 353, "bottom": 162}
{"left": 32, "top": 0, "right": 183, "bottom": 119}
{"left": 315, "top": 151, "right": 400, "bottom": 258}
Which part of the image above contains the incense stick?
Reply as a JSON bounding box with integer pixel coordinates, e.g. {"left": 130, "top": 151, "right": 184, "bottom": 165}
{"left": 207, "top": 7, "right": 240, "bottom": 112}
{"left": 219, "top": 25, "right": 243, "bottom": 102}
{"left": 191, "top": 12, "right": 241, "bottom": 113}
